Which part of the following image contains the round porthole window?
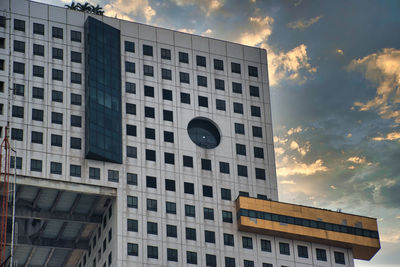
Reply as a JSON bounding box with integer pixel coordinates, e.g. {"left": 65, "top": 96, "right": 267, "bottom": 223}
{"left": 187, "top": 118, "right": 221, "bottom": 149}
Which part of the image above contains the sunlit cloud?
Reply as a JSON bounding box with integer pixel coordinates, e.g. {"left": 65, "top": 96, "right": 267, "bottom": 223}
{"left": 336, "top": 49, "right": 344, "bottom": 55}
{"left": 202, "top": 28, "right": 213, "bottom": 36}
{"left": 277, "top": 158, "right": 328, "bottom": 177}
{"left": 371, "top": 132, "right": 400, "bottom": 141}
{"left": 346, "top": 133, "right": 352, "bottom": 138}
{"left": 178, "top": 28, "right": 196, "bottom": 34}
{"left": 237, "top": 16, "right": 274, "bottom": 46}
{"left": 103, "top": 0, "right": 156, "bottom": 23}
{"left": 289, "top": 140, "right": 310, "bottom": 156}
{"left": 287, "top": 126, "right": 302, "bottom": 135}
{"left": 347, "top": 156, "right": 367, "bottom": 164}
{"left": 348, "top": 48, "right": 400, "bottom": 124}
{"left": 280, "top": 180, "right": 296, "bottom": 185}
{"left": 287, "top": 15, "right": 323, "bottom": 30}
{"left": 171, "top": 0, "right": 223, "bottom": 16}
{"left": 330, "top": 185, "right": 337, "bottom": 190}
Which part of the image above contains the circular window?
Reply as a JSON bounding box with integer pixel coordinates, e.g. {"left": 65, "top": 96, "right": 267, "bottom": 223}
{"left": 187, "top": 118, "right": 221, "bottom": 149}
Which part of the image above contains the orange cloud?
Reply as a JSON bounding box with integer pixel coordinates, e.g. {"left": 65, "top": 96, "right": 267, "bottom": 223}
{"left": 287, "top": 15, "right": 323, "bottom": 30}
{"left": 277, "top": 158, "right": 328, "bottom": 177}
{"left": 371, "top": 132, "right": 400, "bottom": 141}
{"left": 104, "top": 0, "right": 156, "bottom": 23}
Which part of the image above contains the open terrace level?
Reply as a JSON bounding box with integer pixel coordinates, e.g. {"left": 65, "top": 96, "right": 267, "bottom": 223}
{"left": 236, "top": 196, "right": 380, "bottom": 261}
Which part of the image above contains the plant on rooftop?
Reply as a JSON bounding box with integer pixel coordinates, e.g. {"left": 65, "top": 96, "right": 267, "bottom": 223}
{"left": 65, "top": 2, "right": 104, "bottom": 15}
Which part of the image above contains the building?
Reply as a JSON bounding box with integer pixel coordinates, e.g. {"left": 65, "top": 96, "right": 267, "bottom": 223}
{"left": 0, "top": 0, "right": 380, "bottom": 266}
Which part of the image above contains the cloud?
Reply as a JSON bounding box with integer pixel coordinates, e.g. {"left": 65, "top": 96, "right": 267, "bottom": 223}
{"left": 170, "top": 0, "right": 223, "bottom": 16}
{"left": 237, "top": 16, "right": 274, "bottom": 46}
{"left": 336, "top": 49, "right": 344, "bottom": 55}
{"left": 347, "top": 156, "right": 367, "bottom": 164}
{"left": 277, "top": 158, "right": 328, "bottom": 177}
{"left": 289, "top": 140, "right": 310, "bottom": 156}
{"left": 280, "top": 180, "right": 296, "bottom": 185}
{"left": 178, "top": 28, "right": 196, "bottom": 34}
{"left": 347, "top": 48, "right": 400, "bottom": 124}
{"left": 287, "top": 126, "right": 302, "bottom": 135}
{"left": 346, "top": 133, "right": 352, "bottom": 138}
{"left": 287, "top": 15, "right": 323, "bottom": 30}
{"left": 103, "top": 0, "right": 156, "bottom": 23}
{"left": 266, "top": 44, "right": 317, "bottom": 86}
{"left": 330, "top": 185, "right": 337, "bottom": 190}
{"left": 371, "top": 132, "right": 400, "bottom": 141}
{"left": 203, "top": 28, "right": 213, "bottom": 35}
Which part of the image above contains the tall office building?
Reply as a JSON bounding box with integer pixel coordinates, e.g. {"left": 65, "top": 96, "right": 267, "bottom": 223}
{"left": 0, "top": 0, "right": 380, "bottom": 266}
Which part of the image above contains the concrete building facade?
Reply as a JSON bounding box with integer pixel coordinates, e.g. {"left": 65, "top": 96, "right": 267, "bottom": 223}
{"left": 0, "top": 1, "right": 379, "bottom": 266}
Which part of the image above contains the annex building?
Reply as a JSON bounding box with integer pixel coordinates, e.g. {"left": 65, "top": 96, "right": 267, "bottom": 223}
{"left": 0, "top": 0, "right": 380, "bottom": 266}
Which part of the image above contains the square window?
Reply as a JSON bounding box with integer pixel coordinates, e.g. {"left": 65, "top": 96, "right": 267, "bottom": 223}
{"left": 244, "top": 260, "right": 254, "bottom": 267}
{"left": 298, "top": 245, "right": 308, "bottom": 258}
{"left": 334, "top": 251, "right": 345, "bottom": 264}
{"left": 127, "top": 173, "right": 137, "bottom": 185}
{"left": 196, "top": 55, "right": 206, "bottom": 67}
{"left": 255, "top": 168, "right": 266, "bottom": 180}
{"left": 214, "top": 59, "right": 223, "bottom": 70}
{"left": 204, "top": 207, "right": 214, "bottom": 220}
{"left": 162, "top": 68, "right": 172, "bottom": 80}
{"left": 71, "top": 93, "right": 82, "bottom": 105}
{"left": 126, "top": 103, "right": 136, "bottom": 115}
{"left": 237, "top": 165, "right": 248, "bottom": 177}
{"left": 52, "top": 47, "right": 63, "bottom": 60}
{"left": 161, "top": 48, "right": 171, "bottom": 60}
{"left": 205, "top": 230, "right": 215, "bottom": 243}
{"left": 12, "top": 105, "right": 24, "bottom": 118}
{"left": 144, "top": 85, "right": 154, "bottom": 97}
{"left": 224, "top": 233, "right": 234, "bottom": 246}
{"left": 127, "top": 243, "right": 138, "bottom": 256}
{"left": 127, "top": 196, "right": 138, "bottom": 208}
{"left": 51, "top": 112, "right": 63, "bottom": 124}
{"left": 263, "top": 263, "right": 273, "bottom": 267}
{"left": 239, "top": 191, "right": 249, "bottom": 197}
{"left": 206, "top": 254, "right": 216, "bottom": 267}
{"left": 234, "top": 123, "right": 245, "bottom": 135}
{"left": 71, "top": 115, "right": 82, "bottom": 127}
{"left": 147, "top": 198, "right": 157, "bottom": 211}
{"left": 164, "top": 152, "right": 175, "bottom": 165}
{"left": 236, "top": 144, "right": 246, "bottom": 156}
{"left": 232, "top": 82, "right": 242, "bottom": 94}
{"left": 215, "top": 78, "right": 225, "bottom": 90}
{"left": 126, "top": 82, "right": 136, "bottom": 94}
{"left": 197, "top": 75, "right": 207, "bottom": 87}
{"left": 165, "top": 179, "right": 176, "bottom": 191}
{"left": 33, "top": 23, "right": 44, "bottom": 35}
{"left": 219, "top": 161, "right": 230, "bottom": 174}
{"left": 167, "top": 248, "right": 178, "bottom": 262}
{"left": 13, "top": 62, "right": 25, "bottom": 75}
{"left": 144, "top": 106, "right": 154, "bottom": 118}
{"left": 187, "top": 251, "right": 197, "bottom": 264}
{"left": 30, "top": 159, "right": 42, "bottom": 172}
{"left": 146, "top": 176, "right": 157, "bottom": 188}
{"left": 248, "top": 66, "right": 258, "bottom": 77}
{"left": 183, "top": 155, "right": 193, "bottom": 167}
{"left": 71, "top": 30, "right": 81, "bottom": 42}
{"left": 261, "top": 239, "right": 271, "bottom": 252}
{"left": 225, "top": 257, "right": 235, "bottom": 267}
{"left": 52, "top": 68, "right": 63, "bottom": 81}
{"left": 143, "top": 64, "right": 154, "bottom": 76}
{"left": 164, "top": 131, "right": 174, "bottom": 143}
{"left": 163, "top": 110, "right": 173, "bottom": 121}
{"left": 222, "top": 211, "right": 233, "bottom": 223}
{"left": 254, "top": 147, "right": 264, "bottom": 158}
{"left": 185, "top": 204, "right": 195, "bottom": 217}
{"left": 89, "top": 167, "right": 100, "bottom": 180}
{"left": 51, "top": 134, "right": 62, "bottom": 147}
{"left": 250, "top": 85, "right": 260, "bottom": 97}
{"left": 10, "top": 156, "right": 22, "bottom": 170}
{"left": 11, "top": 128, "right": 23, "bottom": 141}
{"left": 14, "top": 19, "right": 25, "bottom": 32}
{"left": 31, "top": 131, "right": 43, "bottom": 144}
{"left": 143, "top": 44, "right": 153, "bottom": 56}
{"left": 162, "top": 89, "right": 172, "bottom": 100}
{"left": 179, "top": 72, "right": 190, "bottom": 83}
{"left": 231, "top": 62, "right": 241, "bottom": 74}
{"left": 201, "top": 159, "right": 211, "bottom": 171}
{"left": 70, "top": 164, "right": 81, "bottom": 177}
{"left": 242, "top": 237, "right": 253, "bottom": 249}
{"left": 252, "top": 126, "right": 263, "bottom": 138}
{"left": 33, "top": 44, "right": 44, "bottom": 56}
{"left": 14, "top": 40, "right": 25, "bottom": 53}
{"left": 198, "top": 96, "right": 208, "bottom": 107}
{"left": 166, "top": 224, "right": 177, "bottom": 237}
{"left": 71, "top": 51, "right": 82, "bottom": 63}
{"left": 70, "top": 137, "right": 81, "bottom": 149}
{"left": 0, "top": 16, "right": 5, "bottom": 28}
{"left": 166, "top": 201, "right": 176, "bottom": 214}
{"left": 147, "top": 221, "right": 158, "bottom": 235}
{"left": 279, "top": 242, "right": 290, "bottom": 255}
{"left": 179, "top": 52, "right": 189, "bottom": 63}
{"left": 184, "top": 182, "right": 194, "bottom": 194}
{"left": 257, "top": 194, "right": 268, "bottom": 200}
{"left": 108, "top": 170, "right": 119, "bottom": 182}
{"left": 221, "top": 188, "right": 231, "bottom": 200}
{"left": 126, "top": 124, "right": 137, "bottom": 136}
{"left": 125, "top": 61, "right": 135, "bottom": 73}
{"left": 52, "top": 27, "right": 63, "bottom": 39}
{"left": 147, "top": 246, "right": 158, "bottom": 259}
{"left": 52, "top": 90, "right": 63, "bottom": 103}
{"left": 186, "top": 228, "right": 196, "bottom": 241}
{"left": 233, "top": 102, "right": 243, "bottom": 114}
{"left": 180, "top": 92, "right": 190, "bottom": 104}
{"left": 203, "top": 185, "right": 213, "bottom": 198}
{"left": 71, "top": 72, "right": 81, "bottom": 84}
{"left": 125, "top": 41, "right": 135, "bottom": 52}
{"left": 32, "top": 65, "right": 44, "bottom": 78}
{"left": 251, "top": 106, "right": 261, "bottom": 117}
{"left": 127, "top": 146, "right": 137, "bottom": 158}
{"left": 216, "top": 99, "right": 226, "bottom": 111}
{"left": 316, "top": 248, "right": 327, "bottom": 261}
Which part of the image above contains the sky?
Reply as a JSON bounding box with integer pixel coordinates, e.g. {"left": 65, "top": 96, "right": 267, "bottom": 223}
{"left": 37, "top": 0, "right": 400, "bottom": 266}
